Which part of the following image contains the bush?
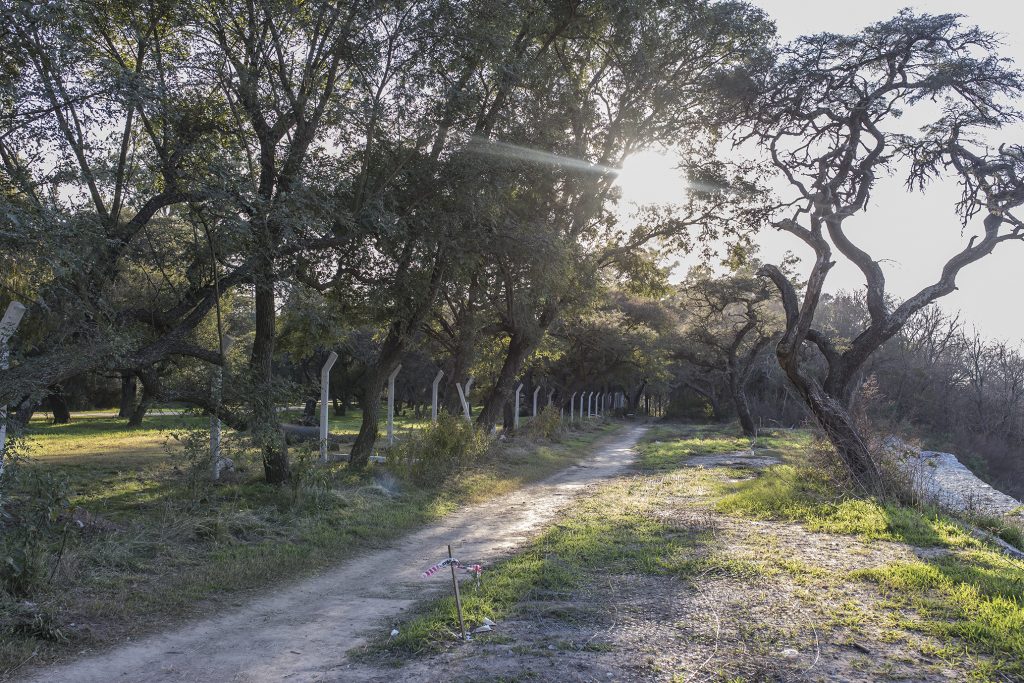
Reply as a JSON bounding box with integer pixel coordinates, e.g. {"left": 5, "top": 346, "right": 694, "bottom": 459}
{"left": 386, "top": 415, "right": 491, "bottom": 487}
{"left": 527, "top": 405, "right": 562, "bottom": 441}
{"left": 1, "top": 464, "right": 70, "bottom": 597}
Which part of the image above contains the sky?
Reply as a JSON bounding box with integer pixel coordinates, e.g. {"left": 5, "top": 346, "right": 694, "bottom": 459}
{"left": 673, "top": 1, "right": 1024, "bottom": 342}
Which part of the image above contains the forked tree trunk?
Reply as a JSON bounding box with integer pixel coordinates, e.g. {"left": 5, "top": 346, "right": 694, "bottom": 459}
{"left": 783, "top": 362, "right": 881, "bottom": 489}
{"left": 350, "top": 330, "right": 405, "bottom": 469}
{"left": 728, "top": 370, "right": 756, "bottom": 436}
{"left": 732, "top": 388, "right": 755, "bottom": 436}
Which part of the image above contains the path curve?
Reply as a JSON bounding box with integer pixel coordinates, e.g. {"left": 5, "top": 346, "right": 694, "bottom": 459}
{"left": 19, "top": 425, "right": 647, "bottom": 683}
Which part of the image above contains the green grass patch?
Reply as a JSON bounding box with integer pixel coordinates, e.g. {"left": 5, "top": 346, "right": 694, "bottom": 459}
{"left": 0, "top": 414, "right": 618, "bottom": 673}
{"left": 716, "top": 464, "right": 980, "bottom": 549}
{"left": 635, "top": 423, "right": 811, "bottom": 472}
{"left": 853, "top": 550, "right": 1024, "bottom": 676}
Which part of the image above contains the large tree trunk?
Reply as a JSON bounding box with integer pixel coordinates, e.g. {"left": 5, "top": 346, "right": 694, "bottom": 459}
{"left": 780, "top": 356, "right": 881, "bottom": 489}
{"left": 332, "top": 396, "right": 346, "bottom": 416}
{"left": 299, "top": 398, "right": 318, "bottom": 426}
{"left": 118, "top": 372, "right": 137, "bottom": 419}
{"left": 728, "top": 367, "right": 756, "bottom": 436}
{"left": 349, "top": 367, "right": 386, "bottom": 468}
{"left": 476, "top": 332, "right": 535, "bottom": 431}
{"left": 349, "top": 330, "right": 405, "bottom": 468}
{"left": 14, "top": 399, "right": 37, "bottom": 429}
{"left": 251, "top": 265, "right": 289, "bottom": 484}
{"left": 47, "top": 389, "right": 71, "bottom": 424}
{"left": 126, "top": 388, "right": 150, "bottom": 427}
{"left": 631, "top": 381, "right": 646, "bottom": 411}
{"left": 442, "top": 316, "right": 479, "bottom": 415}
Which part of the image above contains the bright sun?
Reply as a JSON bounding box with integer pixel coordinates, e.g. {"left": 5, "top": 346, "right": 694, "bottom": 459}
{"left": 615, "top": 149, "right": 686, "bottom": 207}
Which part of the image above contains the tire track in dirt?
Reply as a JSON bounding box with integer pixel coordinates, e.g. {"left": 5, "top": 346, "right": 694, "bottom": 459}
{"left": 18, "top": 425, "right": 647, "bottom": 683}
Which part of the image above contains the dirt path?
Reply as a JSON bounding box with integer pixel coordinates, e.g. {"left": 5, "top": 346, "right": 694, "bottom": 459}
{"left": 17, "top": 425, "right": 647, "bottom": 683}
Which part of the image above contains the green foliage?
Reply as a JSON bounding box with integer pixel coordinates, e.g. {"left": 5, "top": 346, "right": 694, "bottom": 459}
{"left": 1, "top": 464, "right": 70, "bottom": 597}
{"left": 526, "top": 405, "right": 561, "bottom": 441}
{"left": 387, "top": 415, "right": 492, "bottom": 488}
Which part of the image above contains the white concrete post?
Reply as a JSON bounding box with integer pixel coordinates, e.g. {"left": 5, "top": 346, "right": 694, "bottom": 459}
{"left": 532, "top": 386, "right": 541, "bottom": 418}
{"left": 514, "top": 383, "right": 524, "bottom": 430}
{"left": 588, "top": 391, "right": 595, "bottom": 418}
{"left": 387, "top": 364, "right": 402, "bottom": 445}
{"left": 211, "top": 335, "right": 236, "bottom": 479}
{"left": 317, "top": 350, "right": 339, "bottom": 462}
{"left": 570, "top": 392, "right": 578, "bottom": 422}
{"left": 596, "top": 392, "right": 603, "bottom": 418}
{"left": 547, "top": 388, "right": 555, "bottom": 407}
{"left": 456, "top": 383, "right": 472, "bottom": 421}
{"left": 464, "top": 377, "right": 474, "bottom": 396}
{"left": 431, "top": 369, "right": 444, "bottom": 423}
{"left": 0, "top": 301, "right": 27, "bottom": 477}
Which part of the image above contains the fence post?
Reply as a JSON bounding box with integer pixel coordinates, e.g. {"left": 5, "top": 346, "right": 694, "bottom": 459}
{"left": 0, "top": 301, "right": 27, "bottom": 477}
{"left": 514, "top": 383, "right": 524, "bottom": 431}
{"left": 211, "top": 335, "right": 236, "bottom": 478}
{"left": 431, "top": 369, "right": 444, "bottom": 423}
{"left": 318, "top": 350, "right": 339, "bottom": 462}
{"left": 456, "top": 383, "right": 472, "bottom": 421}
{"left": 570, "top": 392, "right": 578, "bottom": 422}
{"left": 387, "top": 364, "right": 402, "bottom": 445}
{"left": 532, "top": 386, "right": 541, "bottom": 418}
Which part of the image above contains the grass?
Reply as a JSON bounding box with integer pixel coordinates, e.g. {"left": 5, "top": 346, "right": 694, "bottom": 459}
{"left": 366, "top": 474, "right": 756, "bottom": 661}
{"left": 715, "top": 463, "right": 981, "bottom": 548}
{"left": 0, "top": 410, "right": 619, "bottom": 674}
{"left": 635, "top": 423, "right": 811, "bottom": 471}
{"left": 363, "top": 421, "right": 1024, "bottom": 681}
{"left": 853, "top": 552, "right": 1024, "bottom": 676}
{"left": 366, "top": 423, "right": 785, "bottom": 661}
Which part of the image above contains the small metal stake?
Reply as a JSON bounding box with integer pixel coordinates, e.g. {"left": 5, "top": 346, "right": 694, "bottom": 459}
{"left": 448, "top": 544, "right": 467, "bottom": 641}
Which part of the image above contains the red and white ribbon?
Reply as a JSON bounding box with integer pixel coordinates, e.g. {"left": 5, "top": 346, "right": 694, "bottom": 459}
{"left": 421, "top": 558, "right": 484, "bottom": 579}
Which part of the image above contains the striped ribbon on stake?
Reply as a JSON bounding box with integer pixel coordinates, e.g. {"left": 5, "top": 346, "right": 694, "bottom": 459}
{"left": 420, "top": 548, "right": 484, "bottom": 640}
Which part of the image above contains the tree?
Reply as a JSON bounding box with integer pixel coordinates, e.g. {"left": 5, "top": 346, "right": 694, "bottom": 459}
{"left": 0, "top": 0, "right": 227, "bottom": 415}
{"left": 675, "top": 261, "right": 779, "bottom": 435}
{"left": 747, "top": 11, "right": 1024, "bottom": 488}
{"left": 461, "top": 0, "right": 775, "bottom": 430}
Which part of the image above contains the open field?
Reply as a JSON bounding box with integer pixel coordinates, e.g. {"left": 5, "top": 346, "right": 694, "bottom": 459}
{"left": 0, "top": 409, "right": 619, "bottom": 676}
{"left": 358, "top": 424, "right": 1024, "bottom": 682}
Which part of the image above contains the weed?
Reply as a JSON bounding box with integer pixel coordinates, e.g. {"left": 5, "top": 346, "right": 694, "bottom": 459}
{"left": 386, "top": 415, "right": 492, "bottom": 487}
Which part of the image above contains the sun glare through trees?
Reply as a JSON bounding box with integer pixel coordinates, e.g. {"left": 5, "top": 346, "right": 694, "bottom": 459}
{"left": 2, "top": 1, "right": 1024, "bottom": 681}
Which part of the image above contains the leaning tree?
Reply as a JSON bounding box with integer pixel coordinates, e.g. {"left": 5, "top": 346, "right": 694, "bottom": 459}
{"left": 747, "top": 11, "right": 1024, "bottom": 487}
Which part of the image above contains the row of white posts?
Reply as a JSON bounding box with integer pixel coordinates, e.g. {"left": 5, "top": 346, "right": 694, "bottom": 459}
{"left": 564, "top": 390, "right": 623, "bottom": 421}
{"left": 313, "top": 354, "right": 594, "bottom": 458}
{"left": 0, "top": 302, "right": 631, "bottom": 480}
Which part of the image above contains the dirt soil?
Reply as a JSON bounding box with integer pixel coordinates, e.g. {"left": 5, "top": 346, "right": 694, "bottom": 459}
{"left": 15, "top": 425, "right": 649, "bottom": 683}
{"left": 342, "top": 450, "right": 987, "bottom": 683}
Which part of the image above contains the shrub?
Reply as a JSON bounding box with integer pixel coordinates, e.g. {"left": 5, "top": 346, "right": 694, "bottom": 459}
{"left": 1, "top": 464, "right": 70, "bottom": 597}
{"left": 527, "top": 405, "right": 562, "bottom": 441}
{"left": 386, "top": 415, "right": 491, "bottom": 487}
